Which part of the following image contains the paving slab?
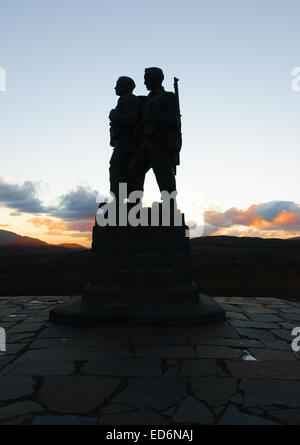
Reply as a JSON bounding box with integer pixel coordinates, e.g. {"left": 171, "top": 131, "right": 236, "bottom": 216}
{"left": 135, "top": 345, "right": 195, "bottom": 359}
{"left": 271, "top": 329, "right": 292, "bottom": 341}
{"left": 0, "top": 376, "right": 34, "bottom": 401}
{"left": 179, "top": 360, "right": 228, "bottom": 377}
{"left": 248, "top": 348, "right": 296, "bottom": 361}
{"left": 240, "top": 379, "right": 300, "bottom": 408}
{"left": 7, "top": 322, "right": 46, "bottom": 334}
{"left": 240, "top": 306, "right": 277, "bottom": 313}
{"left": 225, "top": 312, "right": 249, "bottom": 321}
{"left": 278, "top": 308, "right": 300, "bottom": 314}
{"left": 226, "top": 361, "right": 300, "bottom": 380}
{"left": 280, "top": 313, "right": 300, "bottom": 321}
{"left": 248, "top": 314, "right": 283, "bottom": 322}
{"left": 0, "top": 355, "right": 17, "bottom": 371}
{"left": 23, "top": 316, "right": 49, "bottom": 324}
{"left": 268, "top": 408, "right": 300, "bottom": 425}
{"left": 100, "top": 410, "right": 168, "bottom": 425}
{"left": 218, "top": 304, "right": 246, "bottom": 313}
{"left": 237, "top": 328, "right": 276, "bottom": 341}
{"left": 278, "top": 322, "right": 295, "bottom": 329}
{"left": 38, "top": 376, "right": 121, "bottom": 414}
{"left": 261, "top": 340, "right": 290, "bottom": 351}
{"left": 190, "top": 377, "right": 238, "bottom": 407}
{"left": 218, "top": 405, "right": 280, "bottom": 425}
{"left": 31, "top": 415, "right": 97, "bottom": 425}
{"left": 28, "top": 337, "right": 129, "bottom": 349}
{"left": 230, "top": 320, "right": 279, "bottom": 329}
{"left": 7, "top": 334, "right": 35, "bottom": 343}
{"left": 4, "top": 343, "right": 28, "bottom": 355}
{"left": 112, "top": 378, "right": 189, "bottom": 410}
{"left": 82, "top": 358, "right": 162, "bottom": 377}
{"left": 1, "top": 294, "right": 300, "bottom": 425}
{"left": 101, "top": 403, "right": 134, "bottom": 414}
{"left": 189, "top": 337, "right": 263, "bottom": 348}
{"left": 186, "top": 324, "right": 239, "bottom": 338}
{"left": 16, "top": 346, "right": 131, "bottom": 362}
{"left": 132, "top": 335, "right": 189, "bottom": 345}
{"left": 172, "top": 396, "right": 214, "bottom": 424}
{"left": 37, "top": 325, "right": 86, "bottom": 338}
{"left": 1, "top": 361, "right": 75, "bottom": 376}
{"left": 0, "top": 401, "right": 43, "bottom": 422}
{"left": 196, "top": 345, "right": 243, "bottom": 359}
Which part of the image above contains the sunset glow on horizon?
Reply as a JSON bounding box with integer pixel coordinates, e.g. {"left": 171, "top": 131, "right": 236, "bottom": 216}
{"left": 1, "top": 177, "right": 300, "bottom": 247}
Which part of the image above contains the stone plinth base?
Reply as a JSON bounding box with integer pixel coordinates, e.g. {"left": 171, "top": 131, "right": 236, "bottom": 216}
{"left": 50, "top": 293, "right": 225, "bottom": 326}
{"left": 50, "top": 205, "right": 225, "bottom": 326}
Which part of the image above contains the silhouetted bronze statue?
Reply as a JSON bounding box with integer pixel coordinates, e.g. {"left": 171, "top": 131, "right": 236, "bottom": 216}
{"left": 109, "top": 76, "right": 140, "bottom": 199}
{"left": 50, "top": 69, "right": 225, "bottom": 327}
{"left": 128, "top": 67, "right": 182, "bottom": 198}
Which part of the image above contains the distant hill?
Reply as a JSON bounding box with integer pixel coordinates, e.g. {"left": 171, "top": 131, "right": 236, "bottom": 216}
{"left": 192, "top": 235, "right": 300, "bottom": 248}
{"left": 0, "top": 230, "right": 87, "bottom": 250}
{"left": 0, "top": 233, "right": 299, "bottom": 297}
{"left": 0, "top": 229, "right": 48, "bottom": 246}
{"left": 57, "top": 243, "right": 86, "bottom": 249}
{"left": 289, "top": 236, "right": 300, "bottom": 240}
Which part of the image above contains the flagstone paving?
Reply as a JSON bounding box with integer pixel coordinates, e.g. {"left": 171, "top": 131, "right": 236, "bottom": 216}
{"left": 0, "top": 295, "right": 300, "bottom": 425}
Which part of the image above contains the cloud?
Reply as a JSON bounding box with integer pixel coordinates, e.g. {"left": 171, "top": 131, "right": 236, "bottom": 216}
{"left": 0, "top": 178, "right": 46, "bottom": 214}
{"left": 3, "top": 178, "right": 300, "bottom": 240}
{"left": 204, "top": 201, "right": 300, "bottom": 237}
{"left": 0, "top": 179, "right": 102, "bottom": 223}
{"left": 66, "top": 232, "right": 91, "bottom": 238}
{"left": 23, "top": 184, "right": 100, "bottom": 236}
{"left": 28, "top": 217, "right": 67, "bottom": 231}
{"left": 66, "top": 220, "right": 94, "bottom": 232}
{"left": 254, "top": 201, "right": 298, "bottom": 222}
{"left": 50, "top": 185, "right": 99, "bottom": 221}
{"left": 26, "top": 190, "right": 96, "bottom": 235}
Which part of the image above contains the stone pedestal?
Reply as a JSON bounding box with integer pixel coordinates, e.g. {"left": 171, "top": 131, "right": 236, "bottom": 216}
{"left": 50, "top": 206, "right": 225, "bottom": 325}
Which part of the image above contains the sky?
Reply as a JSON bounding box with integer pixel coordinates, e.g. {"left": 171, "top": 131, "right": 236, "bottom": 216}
{"left": 1, "top": 0, "right": 300, "bottom": 246}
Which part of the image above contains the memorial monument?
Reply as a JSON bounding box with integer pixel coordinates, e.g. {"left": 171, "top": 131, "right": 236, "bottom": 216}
{"left": 50, "top": 68, "right": 225, "bottom": 325}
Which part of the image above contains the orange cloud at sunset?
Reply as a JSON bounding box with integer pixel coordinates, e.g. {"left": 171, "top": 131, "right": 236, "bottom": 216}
{"left": 0, "top": 177, "right": 13, "bottom": 184}
{"left": 203, "top": 201, "right": 300, "bottom": 238}
{"left": 272, "top": 210, "right": 299, "bottom": 227}
{"left": 66, "top": 220, "right": 94, "bottom": 233}
{"left": 26, "top": 216, "right": 94, "bottom": 246}
{"left": 205, "top": 205, "right": 264, "bottom": 228}
{"left": 28, "top": 217, "right": 67, "bottom": 232}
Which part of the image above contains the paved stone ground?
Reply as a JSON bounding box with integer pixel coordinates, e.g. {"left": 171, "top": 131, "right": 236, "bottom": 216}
{"left": 1, "top": 294, "right": 300, "bottom": 425}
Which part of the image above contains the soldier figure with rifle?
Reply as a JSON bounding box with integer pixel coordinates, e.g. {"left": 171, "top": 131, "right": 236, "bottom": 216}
{"left": 128, "top": 67, "right": 182, "bottom": 199}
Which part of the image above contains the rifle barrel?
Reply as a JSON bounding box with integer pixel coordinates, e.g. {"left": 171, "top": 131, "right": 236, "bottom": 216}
{"left": 174, "top": 76, "right": 181, "bottom": 117}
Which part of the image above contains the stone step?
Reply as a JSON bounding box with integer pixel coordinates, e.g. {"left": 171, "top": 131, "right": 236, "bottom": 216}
{"left": 50, "top": 294, "right": 226, "bottom": 326}
{"left": 89, "top": 269, "right": 192, "bottom": 287}
{"left": 82, "top": 282, "right": 200, "bottom": 304}
{"left": 91, "top": 253, "right": 191, "bottom": 271}
{"left": 92, "top": 239, "right": 190, "bottom": 255}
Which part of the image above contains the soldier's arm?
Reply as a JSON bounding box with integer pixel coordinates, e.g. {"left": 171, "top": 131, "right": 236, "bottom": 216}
{"left": 110, "top": 95, "right": 140, "bottom": 126}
